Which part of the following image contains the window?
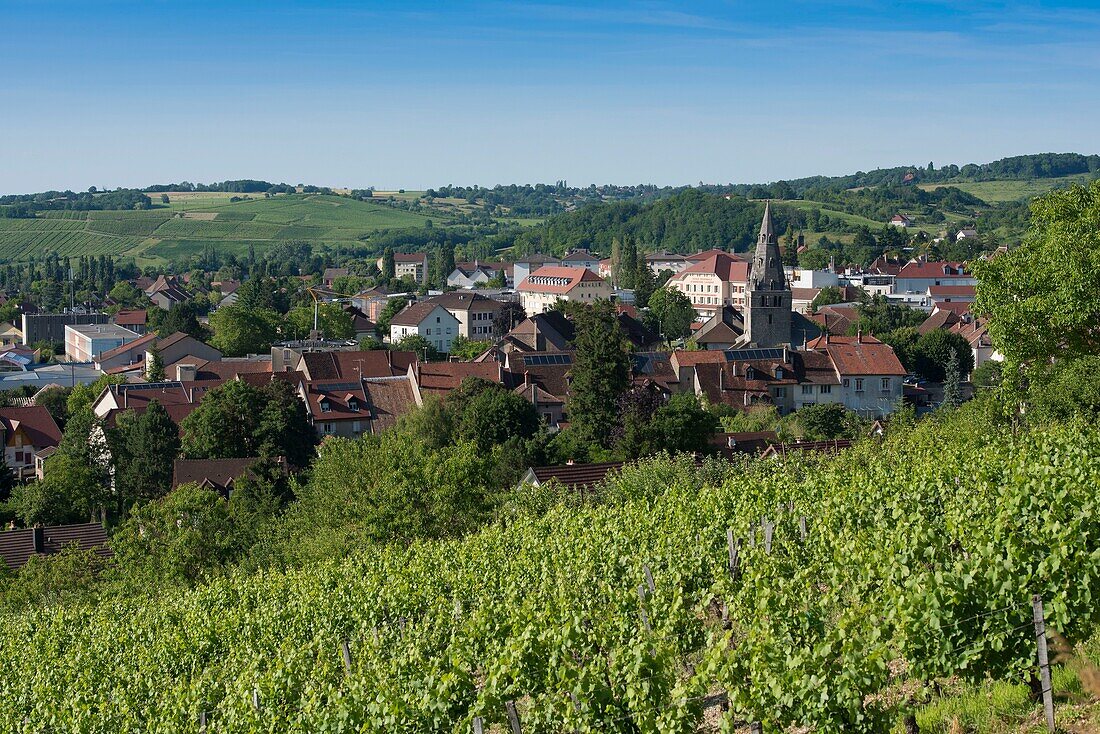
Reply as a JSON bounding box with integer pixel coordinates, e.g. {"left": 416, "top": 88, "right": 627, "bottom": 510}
{"left": 843, "top": 378, "right": 850, "bottom": 388}
{"left": 775, "top": 387, "right": 787, "bottom": 398}
{"left": 881, "top": 377, "right": 890, "bottom": 390}
{"left": 319, "top": 398, "right": 331, "bottom": 413}
{"left": 348, "top": 399, "right": 360, "bottom": 412}
{"left": 855, "top": 378, "right": 864, "bottom": 392}
{"left": 352, "top": 420, "right": 361, "bottom": 433}
{"left": 802, "top": 385, "right": 813, "bottom": 395}
{"left": 323, "top": 422, "right": 334, "bottom": 434}
{"left": 436, "top": 316, "right": 441, "bottom": 323}
{"left": 819, "top": 385, "right": 831, "bottom": 394}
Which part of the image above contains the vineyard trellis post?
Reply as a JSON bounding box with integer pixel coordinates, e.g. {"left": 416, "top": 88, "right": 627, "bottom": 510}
{"left": 505, "top": 700, "right": 523, "bottom": 734}
{"left": 198, "top": 710, "right": 207, "bottom": 733}
{"left": 341, "top": 639, "right": 353, "bottom": 675}
{"left": 1031, "top": 594, "right": 1055, "bottom": 732}
{"left": 726, "top": 528, "right": 740, "bottom": 582}
{"left": 473, "top": 715, "right": 484, "bottom": 734}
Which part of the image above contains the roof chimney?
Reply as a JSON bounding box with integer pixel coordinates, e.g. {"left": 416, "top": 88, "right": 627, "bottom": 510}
{"left": 31, "top": 526, "right": 44, "bottom": 554}
{"left": 566, "top": 459, "right": 574, "bottom": 466}
{"left": 856, "top": 328, "right": 862, "bottom": 344}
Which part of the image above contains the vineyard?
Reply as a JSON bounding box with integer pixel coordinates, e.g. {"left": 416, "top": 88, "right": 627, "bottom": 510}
{"left": 0, "top": 194, "right": 443, "bottom": 265}
{"left": 1, "top": 413, "right": 1098, "bottom": 732}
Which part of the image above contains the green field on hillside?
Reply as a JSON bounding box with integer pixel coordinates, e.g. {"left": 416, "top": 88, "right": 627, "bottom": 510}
{"left": 917, "top": 172, "right": 1097, "bottom": 202}
{"left": 0, "top": 194, "right": 443, "bottom": 265}
{"left": 771, "top": 199, "right": 883, "bottom": 228}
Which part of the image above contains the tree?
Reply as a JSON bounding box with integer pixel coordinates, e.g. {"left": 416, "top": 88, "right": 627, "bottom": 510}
{"left": 911, "top": 329, "right": 974, "bottom": 382}
{"left": 941, "top": 347, "right": 962, "bottom": 410}
{"left": 108, "top": 281, "right": 143, "bottom": 307}
{"left": 160, "top": 194, "right": 170, "bottom": 204}
{"left": 234, "top": 277, "right": 284, "bottom": 312}
{"left": 180, "top": 380, "right": 266, "bottom": 459}
{"left": 108, "top": 483, "right": 237, "bottom": 592}
{"left": 284, "top": 304, "right": 354, "bottom": 340}
{"left": 566, "top": 301, "right": 630, "bottom": 448}
{"left": 456, "top": 385, "right": 541, "bottom": 452}
{"left": 6, "top": 454, "right": 105, "bottom": 526}
{"left": 395, "top": 334, "right": 439, "bottom": 361}
{"left": 494, "top": 301, "right": 526, "bottom": 339}
{"left": 646, "top": 287, "right": 694, "bottom": 343}
{"left": 146, "top": 347, "right": 165, "bottom": 382}
{"left": 971, "top": 359, "right": 1003, "bottom": 390}
{"left": 256, "top": 380, "right": 317, "bottom": 469}
{"left": 110, "top": 400, "right": 181, "bottom": 508}
{"left": 208, "top": 306, "right": 281, "bottom": 356}
{"left": 633, "top": 252, "right": 657, "bottom": 308}
{"left": 157, "top": 302, "right": 204, "bottom": 339}
{"left": 973, "top": 180, "right": 1100, "bottom": 390}
{"left": 878, "top": 327, "right": 921, "bottom": 373}
{"left": 810, "top": 286, "right": 845, "bottom": 312}
{"left": 647, "top": 394, "right": 719, "bottom": 455}
{"left": 793, "top": 403, "right": 853, "bottom": 441}
{"left": 382, "top": 247, "right": 396, "bottom": 280}
{"left": 449, "top": 335, "right": 491, "bottom": 361}
{"left": 376, "top": 297, "right": 408, "bottom": 335}
{"left": 262, "top": 434, "right": 496, "bottom": 565}
{"left": 180, "top": 379, "right": 314, "bottom": 466}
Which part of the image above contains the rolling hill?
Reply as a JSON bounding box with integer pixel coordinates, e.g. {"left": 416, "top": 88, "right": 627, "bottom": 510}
{"left": 0, "top": 194, "right": 443, "bottom": 267}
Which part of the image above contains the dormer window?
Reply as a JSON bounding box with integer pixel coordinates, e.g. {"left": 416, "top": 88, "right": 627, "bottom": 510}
{"left": 348, "top": 398, "right": 360, "bottom": 412}
{"left": 319, "top": 397, "right": 331, "bottom": 413}
{"left": 774, "top": 367, "right": 783, "bottom": 379}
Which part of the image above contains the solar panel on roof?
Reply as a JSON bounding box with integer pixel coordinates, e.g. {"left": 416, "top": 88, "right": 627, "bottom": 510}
{"left": 318, "top": 381, "right": 362, "bottom": 392}
{"left": 523, "top": 354, "right": 573, "bottom": 366}
{"left": 726, "top": 348, "right": 786, "bottom": 361}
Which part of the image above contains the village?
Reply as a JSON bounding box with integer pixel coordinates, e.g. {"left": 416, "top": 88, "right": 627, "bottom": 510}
{"left": 0, "top": 204, "right": 995, "bottom": 570}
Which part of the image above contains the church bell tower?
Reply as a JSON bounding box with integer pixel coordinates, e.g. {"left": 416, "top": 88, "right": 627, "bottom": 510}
{"left": 743, "top": 201, "right": 792, "bottom": 347}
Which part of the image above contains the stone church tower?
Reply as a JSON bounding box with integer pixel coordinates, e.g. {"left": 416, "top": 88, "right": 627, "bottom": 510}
{"left": 743, "top": 201, "right": 792, "bottom": 347}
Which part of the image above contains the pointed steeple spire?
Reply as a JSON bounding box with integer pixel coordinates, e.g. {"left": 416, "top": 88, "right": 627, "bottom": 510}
{"left": 758, "top": 200, "right": 775, "bottom": 245}
{"left": 750, "top": 200, "right": 785, "bottom": 290}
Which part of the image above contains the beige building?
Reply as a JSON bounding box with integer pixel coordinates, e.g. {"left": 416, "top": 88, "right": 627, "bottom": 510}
{"left": 429, "top": 292, "right": 505, "bottom": 340}
{"left": 667, "top": 253, "right": 750, "bottom": 320}
{"left": 517, "top": 266, "right": 612, "bottom": 315}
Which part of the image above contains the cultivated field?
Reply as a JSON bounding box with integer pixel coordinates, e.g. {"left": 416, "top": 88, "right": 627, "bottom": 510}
{"left": 0, "top": 194, "right": 442, "bottom": 265}
{"left": 917, "top": 172, "right": 1097, "bottom": 202}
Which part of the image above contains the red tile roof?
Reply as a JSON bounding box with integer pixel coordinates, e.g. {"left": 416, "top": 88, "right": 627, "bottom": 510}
{"left": 927, "top": 285, "right": 976, "bottom": 297}
{"left": 300, "top": 350, "right": 416, "bottom": 380}
{"left": 0, "top": 406, "right": 62, "bottom": 448}
{"left": 518, "top": 266, "right": 604, "bottom": 294}
{"left": 809, "top": 337, "right": 906, "bottom": 377}
{"left": 389, "top": 301, "right": 451, "bottom": 327}
{"left": 897, "top": 260, "right": 970, "bottom": 279}
{"left": 673, "top": 253, "right": 750, "bottom": 281}
{"left": 113, "top": 309, "right": 147, "bottom": 326}
{"left": 414, "top": 362, "right": 502, "bottom": 395}
{"left": 172, "top": 457, "right": 285, "bottom": 492}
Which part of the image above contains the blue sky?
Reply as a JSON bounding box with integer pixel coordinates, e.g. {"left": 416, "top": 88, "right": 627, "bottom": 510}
{"left": 2, "top": 1, "right": 1099, "bottom": 192}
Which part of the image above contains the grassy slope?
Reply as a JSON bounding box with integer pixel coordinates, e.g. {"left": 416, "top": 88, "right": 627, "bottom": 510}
{"left": 0, "top": 194, "right": 442, "bottom": 266}
{"left": 916, "top": 173, "right": 1097, "bottom": 203}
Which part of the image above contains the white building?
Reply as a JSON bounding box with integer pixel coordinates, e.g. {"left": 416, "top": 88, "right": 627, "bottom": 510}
{"left": 517, "top": 266, "right": 612, "bottom": 315}
{"left": 64, "top": 323, "right": 141, "bottom": 363}
{"left": 389, "top": 302, "right": 462, "bottom": 354}
{"left": 785, "top": 267, "right": 839, "bottom": 290}
{"left": 429, "top": 292, "right": 505, "bottom": 340}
